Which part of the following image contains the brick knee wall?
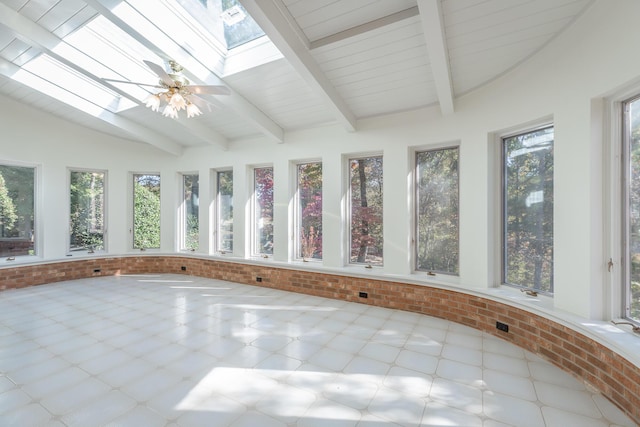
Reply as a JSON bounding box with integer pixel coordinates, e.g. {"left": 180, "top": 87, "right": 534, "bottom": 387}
{"left": 1, "top": 255, "right": 638, "bottom": 424}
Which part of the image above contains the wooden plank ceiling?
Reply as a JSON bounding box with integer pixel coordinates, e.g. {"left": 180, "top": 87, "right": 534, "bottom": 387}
{"left": 0, "top": 0, "right": 594, "bottom": 154}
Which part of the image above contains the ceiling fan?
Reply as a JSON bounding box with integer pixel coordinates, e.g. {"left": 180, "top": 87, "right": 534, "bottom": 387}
{"left": 104, "top": 60, "right": 230, "bottom": 118}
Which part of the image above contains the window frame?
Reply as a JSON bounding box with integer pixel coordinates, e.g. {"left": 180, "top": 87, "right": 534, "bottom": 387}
{"left": 67, "top": 167, "right": 107, "bottom": 254}
{"left": 500, "top": 124, "right": 555, "bottom": 294}
{"left": 131, "top": 172, "right": 161, "bottom": 251}
{"left": 294, "top": 160, "right": 323, "bottom": 262}
{"left": 346, "top": 153, "right": 384, "bottom": 267}
{"left": 214, "top": 169, "right": 233, "bottom": 254}
{"left": 178, "top": 172, "right": 199, "bottom": 252}
{"left": 414, "top": 145, "right": 460, "bottom": 275}
{"left": 622, "top": 94, "right": 640, "bottom": 324}
{"left": 251, "top": 165, "right": 274, "bottom": 257}
{"left": 0, "top": 160, "right": 40, "bottom": 259}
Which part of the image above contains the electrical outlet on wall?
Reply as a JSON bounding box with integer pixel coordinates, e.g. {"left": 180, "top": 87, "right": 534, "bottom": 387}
{"left": 496, "top": 321, "right": 509, "bottom": 332}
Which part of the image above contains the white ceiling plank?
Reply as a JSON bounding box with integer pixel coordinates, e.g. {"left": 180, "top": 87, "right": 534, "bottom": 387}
{"left": 0, "top": 0, "right": 597, "bottom": 148}
{"left": 417, "top": 0, "right": 454, "bottom": 115}
{"left": 224, "top": 58, "right": 334, "bottom": 129}
{"left": 309, "top": 6, "right": 419, "bottom": 50}
{"left": 297, "top": 0, "right": 416, "bottom": 42}
{"left": 447, "top": 3, "right": 588, "bottom": 48}
{"left": 239, "top": 0, "right": 357, "bottom": 132}
{"left": 318, "top": 32, "right": 427, "bottom": 75}
{"left": 84, "top": 0, "right": 284, "bottom": 144}
{"left": 284, "top": 0, "right": 339, "bottom": 19}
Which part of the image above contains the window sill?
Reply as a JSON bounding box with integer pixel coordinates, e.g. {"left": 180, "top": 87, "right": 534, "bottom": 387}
{"left": 65, "top": 251, "right": 107, "bottom": 259}
{"left": 483, "top": 285, "right": 640, "bottom": 367}
{"left": 1, "top": 255, "right": 42, "bottom": 266}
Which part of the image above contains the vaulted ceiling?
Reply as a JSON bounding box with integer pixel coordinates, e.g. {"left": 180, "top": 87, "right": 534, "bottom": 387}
{"left": 0, "top": 0, "right": 594, "bottom": 155}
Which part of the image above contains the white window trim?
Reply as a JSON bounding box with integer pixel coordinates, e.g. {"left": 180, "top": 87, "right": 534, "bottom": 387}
{"left": 411, "top": 143, "right": 461, "bottom": 276}
{"left": 66, "top": 167, "right": 108, "bottom": 256}
{"left": 292, "top": 159, "right": 323, "bottom": 263}
{"left": 177, "top": 172, "right": 199, "bottom": 252}
{"left": 250, "top": 164, "right": 273, "bottom": 257}
{"left": 129, "top": 171, "right": 161, "bottom": 252}
{"left": 605, "top": 98, "right": 624, "bottom": 321}
{"left": 344, "top": 152, "right": 384, "bottom": 267}
{"left": 0, "top": 160, "right": 41, "bottom": 262}
{"left": 605, "top": 86, "right": 640, "bottom": 323}
{"left": 493, "top": 119, "right": 554, "bottom": 294}
{"left": 598, "top": 77, "right": 640, "bottom": 323}
{"left": 212, "top": 168, "right": 233, "bottom": 255}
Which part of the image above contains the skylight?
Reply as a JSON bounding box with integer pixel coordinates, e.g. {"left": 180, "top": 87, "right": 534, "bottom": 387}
{"left": 16, "top": 54, "right": 131, "bottom": 117}
{"left": 178, "top": 0, "right": 266, "bottom": 50}
{"left": 4, "top": 0, "right": 274, "bottom": 121}
{"left": 59, "top": 15, "right": 162, "bottom": 111}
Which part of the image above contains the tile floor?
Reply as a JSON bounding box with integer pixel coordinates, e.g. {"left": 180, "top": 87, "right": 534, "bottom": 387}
{"left": 0, "top": 274, "right": 636, "bottom": 427}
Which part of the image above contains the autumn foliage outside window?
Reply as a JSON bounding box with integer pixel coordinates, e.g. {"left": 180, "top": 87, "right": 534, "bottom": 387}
{"left": 349, "top": 156, "right": 383, "bottom": 266}
{"left": 254, "top": 167, "right": 273, "bottom": 255}
{"left": 297, "top": 162, "right": 322, "bottom": 260}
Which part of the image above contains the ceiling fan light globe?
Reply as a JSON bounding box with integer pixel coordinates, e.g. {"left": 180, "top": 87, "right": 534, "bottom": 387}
{"left": 144, "top": 94, "right": 161, "bottom": 112}
{"left": 186, "top": 103, "right": 202, "bottom": 118}
{"left": 162, "top": 104, "right": 178, "bottom": 119}
{"left": 169, "top": 92, "right": 187, "bottom": 110}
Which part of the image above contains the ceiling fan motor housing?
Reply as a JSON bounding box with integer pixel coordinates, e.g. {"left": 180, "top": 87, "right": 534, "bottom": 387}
{"left": 165, "top": 60, "right": 189, "bottom": 88}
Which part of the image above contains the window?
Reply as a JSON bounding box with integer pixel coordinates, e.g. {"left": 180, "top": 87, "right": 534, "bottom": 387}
{"left": 216, "top": 170, "right": 233, "bottom": 253}
{"left": 624, "top": 96, "right": 640, "bottom": 323}
{"left": 180, "top": 0, "right": 266, "bottom": 50}
{"left": 296, "top": 162, "right": 322, "bottom": 261}
{"left": 415, "top": 147, "right": 459, "bottom": 274}
{"left": 133, "top": 173, "right": 161, "bottom": 249}
{"left": 69, "top": 170, "right": 106, "bottom": 252}
{"left": 253, "top": 167, "right": 273, "bottom": 255}
{"left": 0, "top": 164, "right": 36, "bottom": 257}
{"left": 502, "top": 126, "right": 554, "bottom": 293}
{"left": 349, "top": 155, "right": 383, "bottom": 266}
{"left": 181, "top": 174, "right": 199, "bottom": 251}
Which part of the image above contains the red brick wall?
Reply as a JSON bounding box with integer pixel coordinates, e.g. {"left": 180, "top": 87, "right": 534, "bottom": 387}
{"left": 1, "top": 255, "right": 638, "bottom": 424}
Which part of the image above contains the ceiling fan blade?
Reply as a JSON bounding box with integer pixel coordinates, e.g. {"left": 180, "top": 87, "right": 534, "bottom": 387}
{"left": 143, "top": 60, "right": 175, "bottom": 87}
{"left": 102, "top": 78, "right": 163, "bottom": 89}
{"left": 189, "top": 94, "right": 216, "bottom": 112}
{"left": 188, "top": 85, "right": 231, "bottom": 96}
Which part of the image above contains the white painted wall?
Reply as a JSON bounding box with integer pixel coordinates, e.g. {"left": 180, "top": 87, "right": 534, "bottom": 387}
{"left": 0, "top": 102, "right": 178, "bottom": 258}
{"left": 1, "top": 0, "right": 640, "bottom": 319}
